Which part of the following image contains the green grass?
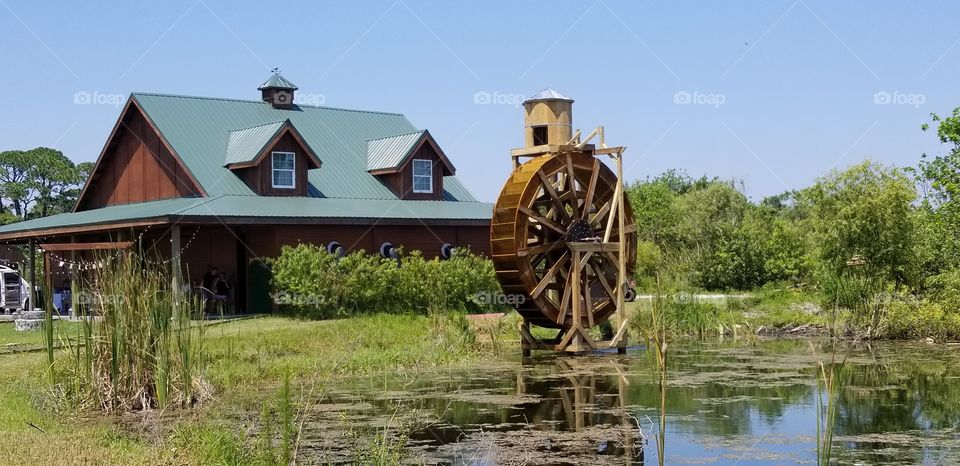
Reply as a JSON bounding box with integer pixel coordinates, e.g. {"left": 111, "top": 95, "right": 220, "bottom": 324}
{"left": 0, "top": 320, "right": 84, "bottom": 348}
{"left": 204, "top": 313, "right": 511, "bottom": 390}
{"left": 0, "top": 312, "right": 513, "bottom": 465}
{"left": 627, "top": 288, "right": 825, "bottom": 337}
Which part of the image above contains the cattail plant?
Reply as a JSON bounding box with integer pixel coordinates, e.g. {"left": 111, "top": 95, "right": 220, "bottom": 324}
{"left": 57, "top": 252, "right": 208, "bottom": 412}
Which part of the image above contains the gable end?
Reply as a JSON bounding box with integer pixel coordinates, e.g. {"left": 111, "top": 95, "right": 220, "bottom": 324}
{"left": 75, "top": 98, "right": 203, "bottom": 211}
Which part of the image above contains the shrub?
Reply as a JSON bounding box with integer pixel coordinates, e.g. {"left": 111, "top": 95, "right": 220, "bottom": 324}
{"left": 881, "top": 297, "right": 960, "bottom": 341}
{"left": 269, "top": 245, "right": 502, "bottom": 319}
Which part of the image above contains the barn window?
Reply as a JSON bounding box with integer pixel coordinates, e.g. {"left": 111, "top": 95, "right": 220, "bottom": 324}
{"left": 271, "top": 151, "right": 295, "bottom": 189}
{"left": 532, "top": 125, "right": 548, "bottom": 145}
{"left": 412, "top": 159, "right": 433, "bottom": 193}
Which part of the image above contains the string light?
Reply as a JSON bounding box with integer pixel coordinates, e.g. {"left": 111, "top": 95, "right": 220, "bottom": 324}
{"left": 44, "top": 224, "right": 203, "bottom": 272}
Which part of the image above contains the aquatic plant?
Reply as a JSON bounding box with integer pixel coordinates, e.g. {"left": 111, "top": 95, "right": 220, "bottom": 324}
{"left": 55, "top": 253, "right": 208, "bottom": 412}
{"left": 811, "top": 341, "right": 851, "bottom": 465}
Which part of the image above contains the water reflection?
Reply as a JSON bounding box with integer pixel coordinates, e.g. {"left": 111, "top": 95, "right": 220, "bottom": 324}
{"left": 297, "top": 339, "right": 960, "bottom": 465}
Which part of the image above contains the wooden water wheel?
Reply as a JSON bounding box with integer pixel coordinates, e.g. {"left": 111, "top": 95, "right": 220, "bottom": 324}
{"left": 491, "top": 149, "right": 636, "bottom": 333}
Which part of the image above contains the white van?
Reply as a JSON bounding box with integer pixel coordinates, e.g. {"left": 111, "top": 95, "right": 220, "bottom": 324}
{"left": 0, "top": 264, "right": 30, "bottom": 313}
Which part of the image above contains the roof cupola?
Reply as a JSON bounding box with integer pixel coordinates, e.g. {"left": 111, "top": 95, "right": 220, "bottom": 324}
{"left": 258, "top": 71, "right": 298, "bottom": 109}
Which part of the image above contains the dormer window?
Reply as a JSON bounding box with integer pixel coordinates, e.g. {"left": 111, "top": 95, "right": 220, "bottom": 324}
{"left": 272, "top": 151, "right": 295, "bottom": 189}
{"left": 412, "top": 159, "right": 433, "bottom": 193}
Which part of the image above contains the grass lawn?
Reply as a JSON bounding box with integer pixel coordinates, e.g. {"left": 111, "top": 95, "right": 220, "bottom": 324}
{"left": 626, "top": 287, "right": 827, "bottom": 336}
{"left": 0, "top": 319, "right": 84, "bottom": 350}
{"left": 0, "top": 313, "right": 516, "bottom": 465}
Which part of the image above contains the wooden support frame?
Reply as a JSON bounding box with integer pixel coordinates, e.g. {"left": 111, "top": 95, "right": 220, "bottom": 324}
{"left": 518, "top": 127, "right": 630, "bottom": 355}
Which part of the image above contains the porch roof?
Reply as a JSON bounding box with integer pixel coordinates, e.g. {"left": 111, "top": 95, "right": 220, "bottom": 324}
{"left": 0, "top": 196, "right": 492, "bottom": 241}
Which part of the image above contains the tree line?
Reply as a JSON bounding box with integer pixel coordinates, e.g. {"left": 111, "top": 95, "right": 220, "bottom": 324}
{"left": 627, "top": 107, "right": 960, "bottom": 299}
{"left": 0, "top": 147, "right": 92, "bottom": 224}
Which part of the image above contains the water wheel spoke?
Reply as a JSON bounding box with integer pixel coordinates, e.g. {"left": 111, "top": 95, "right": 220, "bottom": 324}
{"left": 582, "top": 158, "right": 600, "bottom": 220}
{"left": 564, "top": 154, "right": 580, "bottom": 219}
{"left": 582, "top": 265, "right": 594, "bottom": 328}
{"left": 531, "top": 251, "right": 570, "bottom": 298}
{"left": 588, "top": 261, "right": 616, "bottom": 303}
{"left": 590, "top": 201, "right": 611, "bottom": 228}
{"left": 519, "top": 206, "right": 565, "bottom": 235}
{"left": 518, "top": 240, "right": 565, "bottom": 257}
{"left": 557, "top": 268, "right": 573, "bottom": 326}
{"left": 537, "top": 170, "right": 572, "bottom": 224}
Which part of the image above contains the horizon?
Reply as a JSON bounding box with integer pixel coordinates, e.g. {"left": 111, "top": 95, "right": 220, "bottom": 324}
{"left": 2, "top": 1, "right": 958, "bottom": 203}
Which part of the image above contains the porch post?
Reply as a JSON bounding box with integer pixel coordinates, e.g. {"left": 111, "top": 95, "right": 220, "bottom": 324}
{"left": 171, "top": 224, "right": 182, "bottom": 296}
{"left": 69, "top": 236, "right": 78, "bottom": 319}
{"left": 43, "top": 250, "right": 54, "bottom": 362}
{"left": 28, "top": 239, "right": 36, "bottom": 312}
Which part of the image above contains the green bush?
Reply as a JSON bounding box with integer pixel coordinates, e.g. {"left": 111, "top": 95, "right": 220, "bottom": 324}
{"left": 882, "top": 297, "right": 960, "bottom": 341}
{"left": 268, "top": 245, "right": 502, "bottom": 319}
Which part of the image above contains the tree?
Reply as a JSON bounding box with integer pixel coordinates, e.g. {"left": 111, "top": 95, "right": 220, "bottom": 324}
{"left": 800, "top": 161, "right": 917, "bottom": 286}
{"left": 913, "top": 108, "right": 960, "bottom": 275}
{"left": 0, "top": 147, "right": 90, "bottom": 221}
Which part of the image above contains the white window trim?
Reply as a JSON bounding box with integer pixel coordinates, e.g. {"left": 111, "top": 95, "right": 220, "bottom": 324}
{"left": 412, "top": 159, "right": 433, "bottom": 194}
{"left": 271, "top": 151, "right": 296, "bottom": 189}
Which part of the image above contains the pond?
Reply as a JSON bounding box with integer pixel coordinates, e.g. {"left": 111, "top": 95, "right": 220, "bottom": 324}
{"left": 296, "top": 339, "right": 960, "bottom": 465}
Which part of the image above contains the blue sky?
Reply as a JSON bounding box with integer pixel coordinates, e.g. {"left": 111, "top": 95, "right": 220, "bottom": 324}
{"left": 2, "top": 1, "right": 958, "bottom": 202}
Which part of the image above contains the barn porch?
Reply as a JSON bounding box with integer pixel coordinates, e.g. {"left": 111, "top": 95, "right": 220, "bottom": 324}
{"left": 0, "top": 198, "right": 491, "bottom": 315}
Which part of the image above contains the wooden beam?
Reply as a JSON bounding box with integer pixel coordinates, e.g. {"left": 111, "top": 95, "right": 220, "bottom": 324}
{"left": 510, "top": 144, "right": 596, "bottom": 158}
{"left": 564, "top": 154, "right": 579, "bottom": 219}
{"left": 28, "top": 239, "right": 36, "bottom": 311}
{"left": 171, "top": 224, "right": 182, "bottom": 297}
{"left": 593, "top": 146, "right": 625, "bottom": 156}
{"left": 39, "top": 241, "right": 134, "bottom": 252}
{"left": 582, "top": 158, "right": 600, "bottom": 220}
{"left": 568, "top": 242, "right": 620, "bottom": 253}
{"left": 518, "top": 206, "right": 565, "bottom": 235}
{"left": 531, "top": 251, "right": 570, "bottom": 299}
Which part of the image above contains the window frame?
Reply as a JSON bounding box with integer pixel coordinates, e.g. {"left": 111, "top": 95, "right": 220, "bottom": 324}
{"left": 532, "top": 125, "right": 548, "bottom": 146}
{"left": 411, "top": 159, "right": 433, "bottom": 194}
{"left": 271, "top": 151, "right": 296, "bottom": 189}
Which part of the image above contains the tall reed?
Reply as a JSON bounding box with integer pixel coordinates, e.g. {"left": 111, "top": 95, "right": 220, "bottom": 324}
{"left": 643, "top": 275, "right": 669, "bottom": 466}
{"left": 810, "top": 341, "right": 851, "bottom": 465}
{"left": 58, "top": 253, "right": 208, "bottom": 412}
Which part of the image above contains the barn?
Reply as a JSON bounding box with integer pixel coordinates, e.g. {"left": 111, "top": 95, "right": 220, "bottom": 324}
{"left": 0, "top": 73, "right": 492, "bottom": 313}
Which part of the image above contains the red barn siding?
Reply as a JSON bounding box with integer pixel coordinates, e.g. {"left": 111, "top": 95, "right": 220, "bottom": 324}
{"left": 77, "top": 104, "right": 201, "bottom": 211}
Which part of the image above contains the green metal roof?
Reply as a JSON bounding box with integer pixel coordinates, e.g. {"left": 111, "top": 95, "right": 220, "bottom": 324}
{"left": 366, "top": 130, "right": 425, "bottom": 171}
{"left": 0, "top": 198, "right": 207, "bottom": 235}
{"left": 0, "top": 195, "right": 491, "bottom": 238}
{"left": 258, "top": 73, "right": 298, "bottom": 90}
{"left": 132, "top": 93, "right": 478, "bottom": 201}
{"left": 224, "top": 120, "right": 287, "bottom": 165}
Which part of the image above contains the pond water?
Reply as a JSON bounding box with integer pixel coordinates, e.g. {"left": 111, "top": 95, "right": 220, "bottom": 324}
{"left": 298, "top": 339, "right": 960, "bottom": 465}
